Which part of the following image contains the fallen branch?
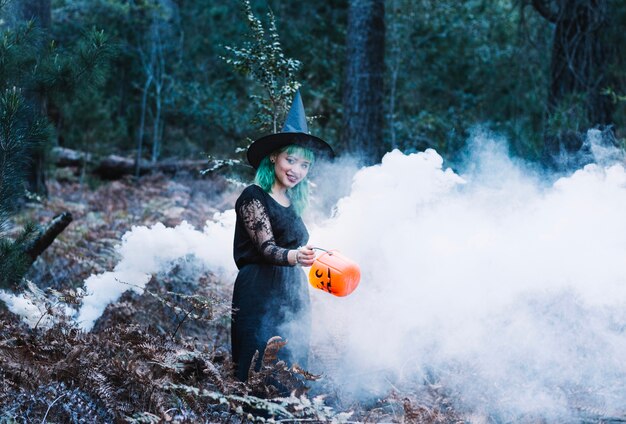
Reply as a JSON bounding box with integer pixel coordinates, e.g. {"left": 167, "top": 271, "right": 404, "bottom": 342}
{"left": 93, "top": 154, "right": 146, "bottom": 179}
{"left": 94, "top": 155, "right": 210, "bottom": 179}
{"left": 24, "top": 212, "right": 73, "bottom": 266}
{"left": 52, "top": 147, "right": 228, "bottom": 179}
{"left": 51, "top": 147, "right": 93, "bottom": 167}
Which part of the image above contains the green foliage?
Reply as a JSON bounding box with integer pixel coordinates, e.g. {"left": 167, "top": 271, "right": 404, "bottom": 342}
{"left": 604, "top": 88, "right": 626, "bottom": 105}
{"left": 222, "top": 0, "right": 302, "bottom": 134}
{"left": 4, "top": 0, "right": 625, "bottom": 169}
{"left": 604, "top": 0, "right": 626, "bottom": 145}
{"left": 52, "top": 0, "right": 153, "bottom": 154}
{"left": 0, "top": 89, "right": 45, "bottom": 219}
{"left": 266, "top": 0, "right": 346, "bottom": 144}
{"left": 0, "top": 11, "right": 113, "bottom": 292}
{"left": 44, "top": 0, "right": 345, "bottom": 159}
{"left": 545, "top": 92, "right": 590, "bottom": 135}
{"left": 0, "top": 89, "right": 48, "bottom": 291}
{"left": 386, "top": 0, "right": 552, "bottom": 160}
{"left": 0, "top": 21, "right": 45, "bottom": 91}
{"left": 0, "top": 224, "right": 36, "bottom": 291}
{"left": 0, "top": 4, "right": 115, "bottom": 179}
{"left": 45, "top": 27, "right": 116, "bottom": 162}
{"left": 165, "top": 2, "right": 252, "bottom": 156}
{"left": 0, "top": 12, "right": 113, "bottom": 104}
{"left": 58, "top": 28, "right": 113, "bottom": 94}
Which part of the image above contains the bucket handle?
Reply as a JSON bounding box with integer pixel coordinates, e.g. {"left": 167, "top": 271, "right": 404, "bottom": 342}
{"left": 312, "top": 247, "right": 333, "bottom": 256}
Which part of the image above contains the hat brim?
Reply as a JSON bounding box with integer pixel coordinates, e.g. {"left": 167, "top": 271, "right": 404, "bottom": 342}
{"left": 247, "top": 132, "right": 334, "bottom": 169}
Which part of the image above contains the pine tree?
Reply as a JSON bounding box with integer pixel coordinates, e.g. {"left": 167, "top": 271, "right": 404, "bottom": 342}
{"left": 0, "top": 88, "right": 47, "bottom": 291}
{"left": 0, "top": 2, "right": 113, "bottom": 292}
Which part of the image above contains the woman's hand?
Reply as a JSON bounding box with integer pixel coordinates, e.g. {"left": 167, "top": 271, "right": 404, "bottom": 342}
{"left": 292, "top": 244, "right": 315, "bottom": 267}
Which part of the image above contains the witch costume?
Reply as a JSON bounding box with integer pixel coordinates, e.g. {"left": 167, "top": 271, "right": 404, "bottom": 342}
{"left": 231, "top": 91, "right": 334, "bottom": 381}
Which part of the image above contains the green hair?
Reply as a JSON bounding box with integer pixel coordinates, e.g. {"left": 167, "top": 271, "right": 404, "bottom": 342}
{"left": 255, "top": 144, "right": 315, "bottom": 216}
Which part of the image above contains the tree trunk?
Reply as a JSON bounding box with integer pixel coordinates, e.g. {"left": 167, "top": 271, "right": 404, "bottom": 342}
{"left": 20, "top": 0, "right": 51, "bottom": 196}
{"left": 151, "top": 24, "right": 164, "bottom": 164}
{"left": 547, "top": 0, "right": 612, "bottom": 126}
{"left": 136, "top": 74, "right": 153, "bottom": 177}
{"left": 342, "top": 0, "right": 385, "bottom": 165}
{"left": 532, "top": 0, "right": 614, "bottom": 161}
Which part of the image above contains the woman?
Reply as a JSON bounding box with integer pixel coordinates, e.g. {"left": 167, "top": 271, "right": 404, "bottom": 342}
{"left": 231, "top": 91, "right": 333, "bottom": 381}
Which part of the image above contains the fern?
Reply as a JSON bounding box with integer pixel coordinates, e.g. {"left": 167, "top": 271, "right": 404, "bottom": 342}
{"left": 168, "top": 382, "right": 353, "bottom": 423}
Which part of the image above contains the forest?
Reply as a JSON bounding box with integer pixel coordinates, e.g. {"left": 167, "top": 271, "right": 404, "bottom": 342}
{"left": 1, "top": 0, "right": 626, "bottom": 422}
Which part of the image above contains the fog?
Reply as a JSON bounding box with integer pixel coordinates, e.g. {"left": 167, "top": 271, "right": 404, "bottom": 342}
{"left": 308, "top": 130, "right": 626, "bottom": 420}
{"left": 4, "top": 129, "right": 626, "bottom": 420}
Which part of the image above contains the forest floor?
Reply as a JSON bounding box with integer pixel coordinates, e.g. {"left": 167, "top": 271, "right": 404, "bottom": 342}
{"left": 0, "top": 171, "right": 458, "bottom": 423}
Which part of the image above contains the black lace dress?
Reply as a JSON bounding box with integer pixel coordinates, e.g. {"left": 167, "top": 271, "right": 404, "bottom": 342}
{"left": 231, "top": 184, "right": 311, "bottom": 381}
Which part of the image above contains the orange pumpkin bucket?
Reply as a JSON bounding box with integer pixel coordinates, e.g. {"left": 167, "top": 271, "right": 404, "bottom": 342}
{"left": 308, "top": 248, "right": 361, "bottom": 297}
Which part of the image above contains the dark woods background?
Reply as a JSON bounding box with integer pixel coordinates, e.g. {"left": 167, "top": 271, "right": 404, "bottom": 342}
{"left": 2, "top": 0, "right": 625, "bottom": 190}
{"left": 0, "top": 0, "right": 625, "bottom": 280}
{"left": 0, "top": 1, "right": 626, "bottom": 420}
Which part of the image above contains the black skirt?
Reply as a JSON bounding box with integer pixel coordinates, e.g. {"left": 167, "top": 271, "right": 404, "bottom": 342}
{"left": 231, "top": 263, "right": 311, "bottom": 381}
{"left": 231, "top": 185, "right": 311, "bottom": 381}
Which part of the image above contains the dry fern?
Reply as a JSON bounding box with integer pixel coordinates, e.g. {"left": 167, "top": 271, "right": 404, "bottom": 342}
{"left": 244, "top": 336, "right": 316, "bottom": 399}
{"left": 167, "top": 382, "right": 354, "bottom": 423}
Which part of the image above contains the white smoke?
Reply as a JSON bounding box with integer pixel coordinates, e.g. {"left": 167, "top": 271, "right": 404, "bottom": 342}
{"left": 76, "top": 211, "right": 237, "bottom": 330}
{"left": 0, "top": 281, "right": 75, "bottom": 329}
{"left": 5, "top": 127, "right": 623, "bottom": 419}
{"left": 0, "top": 289, "right": 52, "bottom": 328}
{"left": 308, "top": 130, "right": 626, "bottom": 420}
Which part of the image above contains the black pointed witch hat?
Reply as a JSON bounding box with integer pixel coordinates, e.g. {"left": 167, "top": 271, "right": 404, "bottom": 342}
{"left": 246, "top": 90, "right": 334, "bottom": 169}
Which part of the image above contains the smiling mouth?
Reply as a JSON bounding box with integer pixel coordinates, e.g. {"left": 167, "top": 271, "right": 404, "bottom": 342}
{"left": 287, "top": 175, "right": 298, "bottom": 183}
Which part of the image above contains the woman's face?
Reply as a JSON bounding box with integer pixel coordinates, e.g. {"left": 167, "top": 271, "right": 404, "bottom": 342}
{"left": 271, "top": 150, "right": 311, "bottom": 190}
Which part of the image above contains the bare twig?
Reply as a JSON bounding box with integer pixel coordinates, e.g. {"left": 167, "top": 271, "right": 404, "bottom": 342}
{"left": 41, "top": 393, "right": 66, "bottom": 424}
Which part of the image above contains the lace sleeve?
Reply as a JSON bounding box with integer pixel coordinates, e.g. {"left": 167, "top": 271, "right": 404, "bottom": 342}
{"left": 238, "top": 197, "right": 293, "bottom": 266}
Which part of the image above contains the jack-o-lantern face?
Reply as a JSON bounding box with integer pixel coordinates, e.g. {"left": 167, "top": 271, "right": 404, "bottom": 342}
{"left": 308, "top": 250, "right": 360, "bottom": 297}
